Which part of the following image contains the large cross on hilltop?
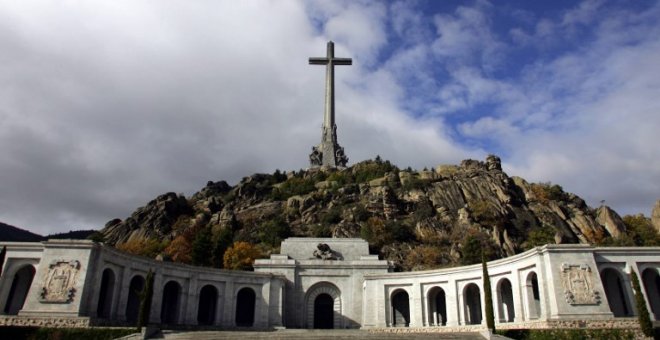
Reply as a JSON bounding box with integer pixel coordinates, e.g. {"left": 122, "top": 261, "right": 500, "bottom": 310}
{"left": 308, "top": 41, "right": 351, "bottom": 168}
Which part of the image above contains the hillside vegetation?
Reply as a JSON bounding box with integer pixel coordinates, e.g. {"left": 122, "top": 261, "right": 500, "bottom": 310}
{"left": 100, "top": 155, "right": 656, "bottom": 271}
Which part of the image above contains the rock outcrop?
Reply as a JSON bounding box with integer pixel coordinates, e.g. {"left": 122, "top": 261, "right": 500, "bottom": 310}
{"left": 100, "top": 155, "right": 627, "bottom": 269}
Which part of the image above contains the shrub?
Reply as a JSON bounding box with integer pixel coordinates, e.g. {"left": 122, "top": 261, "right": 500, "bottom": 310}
{"left": 116, "top": 238, "right": 169, "bottom": 259}
{"left": 352, "top": 159, "right": 398, "bottom": 183}
{"left": 270, "top": 177, "right": 317, "bottom": 200}
{"left": 460, "top": 232, "right": 499, "bottom": 265}
{"left": 164, "top": 234, "right": 193, "bottom": 263}
{"left": 321, "top": 207, "right": 343, "bottom": 225}
{"left": 468, "top": 199, "right": 503, "bottom": 227}
{"left": 530, "top": 182, "right": 565, "bottom": 203}
{"left": 223, "top": 241, "right": 262, "bottom": 271}
{"left": 353, "top": 204, "right": 370, "bottom": 222}
{"left": 258, "top": 216, "right": 290, "bottom": 247}
{"left": 404, "top": 245, "right": 444, "bottom": 271}
{"left": 526, "top": 227, "right": 556, "bottom": 249}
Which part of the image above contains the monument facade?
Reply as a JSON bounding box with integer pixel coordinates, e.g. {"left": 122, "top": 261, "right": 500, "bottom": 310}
{"left": 1, "top": 238, "right": 660, "bottom": 333}
{"left": 309, "top": 41, "right": 350, "bottom": 168}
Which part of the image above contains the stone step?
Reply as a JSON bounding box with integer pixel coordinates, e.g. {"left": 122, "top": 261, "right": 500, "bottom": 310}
{"left": 158, "top": 329, "right": 485, "bottom": 340}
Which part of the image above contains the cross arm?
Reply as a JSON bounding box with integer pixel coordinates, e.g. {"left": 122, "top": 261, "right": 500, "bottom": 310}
{"left": 333, "top": 58, "right": 352, "bottom": 65}
{"left": 309, "top": 58, "right": 329, "bottom": 65}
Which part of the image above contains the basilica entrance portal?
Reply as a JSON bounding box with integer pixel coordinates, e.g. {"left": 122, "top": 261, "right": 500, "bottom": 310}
{"left": 313, "top": 293, "right": 334, "bottom": 329}
{"left": 306, "top": 282, "right": 341, "bottom": 329}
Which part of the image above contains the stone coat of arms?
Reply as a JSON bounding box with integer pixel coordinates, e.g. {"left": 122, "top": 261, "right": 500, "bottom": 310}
{"left": 40, "top": 260, "right": 80, "bottom": 303}
{"left": 560, "top": 263, "right": 600, "bottom": 305}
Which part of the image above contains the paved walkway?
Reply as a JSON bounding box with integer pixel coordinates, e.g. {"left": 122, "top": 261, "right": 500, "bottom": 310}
{"left": 156, "top": 329, "right": 487, "bottom": 340}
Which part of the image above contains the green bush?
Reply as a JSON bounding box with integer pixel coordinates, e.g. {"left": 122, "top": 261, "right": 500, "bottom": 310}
{"left": 526, "top": 227, "right": 556, "bottom": 249}
{"left": 497, "top": 328, "right": 637, "bottom": 340}
{"left": 352, "top": 159, "right": 398, "bottom": 183}
{"left": 258, "top": 216, "right": 290, "bottom": 247}
{"left": 270, "top": 177, "right": 317, "bottom": 200}
{"left": 321, "top": 207, "right": 343, "bottom": 225}
{"left": 631, "top": 270, "right": 653, "bottom": 337}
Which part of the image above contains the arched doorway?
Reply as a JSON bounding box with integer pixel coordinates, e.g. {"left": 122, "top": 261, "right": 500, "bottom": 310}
{"left": 642, "top": 268, "right": 660, "bottom": 320}
{"left": 235, "top": 287, "right": 256, "bottom": 327}
{"left": 96, "top": 268, "right": 115, "bottom": 318}
{"left": 497, "top": 278, "right": 515, "bottom": 322}
{"left": 428, "top": 287, "right": 446, "bottom": 326}
{"left": 3, "top": 265, "right": 35, "bottom": 315}
{"left": 160, "top": 281, "right": 181, "bottom": 324}
{"left": 601, "top": 268, "right": 632, "bottom": 317}
{"left": 197, "top": 285, "right": 218, "bottom": 325}
{"left": 391, "top": 290, "right": 410, "bottom": 327}
{"left": 125, "top": 275, "right": 145, "bottom": 324}
{"left": 313, "top": 293, "right": 334, "bottom": 329}
{"left": 464, "top": 283, "right": 482, "bottom": 325}
{"left": 305, "top": 282, "right": 341, "bottom": 329}
{"left": 525, "top": 272, "right": 541, "bottom": 319}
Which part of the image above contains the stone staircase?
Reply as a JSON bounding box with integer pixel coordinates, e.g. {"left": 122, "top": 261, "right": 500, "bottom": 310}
{"left": 155, "top": 329, "right": 487, "bottom": 340}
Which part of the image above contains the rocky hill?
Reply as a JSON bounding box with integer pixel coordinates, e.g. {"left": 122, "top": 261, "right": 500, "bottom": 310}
{"left": 101, "top": 155, "right": 630, "bottom": 270}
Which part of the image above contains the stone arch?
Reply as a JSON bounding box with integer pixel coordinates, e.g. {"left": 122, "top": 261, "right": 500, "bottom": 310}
{"left": 96, "top": 268, "right": 115, "bottom": 318}
{"left": 600, "top": 268, "right": 632, "bottom": 317}
{"left": 197, "top": 284, "right": 218, "bottom": 325}
{"left": 391, "top": 289, "right": 410, "bottom": 327}
{"left": 427, "top": 286, "right": 446, "bottom": 326}
{"left": 305, "top": 282, "right": 341, "bottom": 329}
{"left": 125, "top": 275, "right": 145, "bottom": 324}
{"left": 3, "top": 264, "right": 35, "bottom": 315}
{"left": 235, "top": 287, "right": 256, "bottom": 327}
{"left": 496, "top": 278, "right": 515, "bottom": 322}
{"left": 642, "top": 268, "right": 660, "bottom": 320}
{"left": 525, "top": 272, "right": 541, "bottom": 320}
{"left": 160, "top": 280, "right": 181, "bottom": 325}
{"left": 463, "top": 283, "right": 482, "bottom": 325}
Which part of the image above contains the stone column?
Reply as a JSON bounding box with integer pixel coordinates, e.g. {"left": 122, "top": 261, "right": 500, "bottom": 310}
{"left": 445, "top": 279, "right": 459, "bottom": 327}
{"left": 410, "top": 284, "right": 423, "bottom": 327}
{"left": 222, "top": 280, "right": 235, "bottom": 326}
{"left": 149, "top": 270, "right": 163, "bottom": 324}
{"left": 183, "top": 275, "right": 197, "bottom": 325}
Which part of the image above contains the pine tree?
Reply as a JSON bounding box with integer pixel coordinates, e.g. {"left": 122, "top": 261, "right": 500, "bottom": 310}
{"left": 631, "top": 270, "right": 653, "bottom": 337}
{"left": 482, "top": 253, "right": 495, "bottom": 332}
{"left": 192, "top": 227, "right": 213, "bottom": 267}
{"left": 137, "top": 269, "right": 154, "bottom": 330}
{"left": 212, "top": 228, "right": 233, "bottom": 268}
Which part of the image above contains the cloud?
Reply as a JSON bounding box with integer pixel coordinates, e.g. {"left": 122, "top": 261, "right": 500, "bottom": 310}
{"left": 0, "top": 0, "right": 658, "bottom": 235}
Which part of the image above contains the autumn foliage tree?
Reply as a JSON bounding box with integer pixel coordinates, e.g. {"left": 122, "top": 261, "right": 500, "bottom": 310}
{"left": 116, "top": 238, "right": 168, "bottom": 259}
{"left": 164, "top": 234, "right": 193, "bottom": 263}
{"left": 223, "top": 241, "right": 262, "bottom": 271}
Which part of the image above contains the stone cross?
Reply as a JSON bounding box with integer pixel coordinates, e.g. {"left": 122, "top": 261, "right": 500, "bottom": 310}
{"left": 309, "top": 41, "right": 351, "bottom": 168}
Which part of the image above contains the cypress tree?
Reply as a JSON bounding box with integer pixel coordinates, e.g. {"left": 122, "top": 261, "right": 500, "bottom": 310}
{"left": 631, "top": 270, "right": 653, "bottom": 337}
{"left": 137, "top": 269, "right": 155, "bottom": 331}
{"left": 0, "top": 246, "right": 6, "bottom": 278}
{"left": 482, "top": 253, "right": 495, "bottom": 332}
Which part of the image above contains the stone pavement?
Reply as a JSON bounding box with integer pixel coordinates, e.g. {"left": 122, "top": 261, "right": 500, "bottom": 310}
{"left": 154, "top": 329, "right": 488, "bottom": 340}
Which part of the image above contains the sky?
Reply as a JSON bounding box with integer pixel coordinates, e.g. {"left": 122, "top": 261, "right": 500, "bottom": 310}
{"left": 1, "top": 0, "right": 659, "bottom": 235}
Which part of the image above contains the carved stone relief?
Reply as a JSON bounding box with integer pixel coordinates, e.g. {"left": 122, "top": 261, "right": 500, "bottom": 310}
{"left": 40, "top": 260, "right": 80, "bottom": 303}
{"left": 560, "top": 263, "right": 600, "bottom": 305}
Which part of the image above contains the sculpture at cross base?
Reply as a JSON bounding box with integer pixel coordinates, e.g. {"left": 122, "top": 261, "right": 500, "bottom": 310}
{"left": 308, "top": 41, "right": 351, "bottom": 168}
